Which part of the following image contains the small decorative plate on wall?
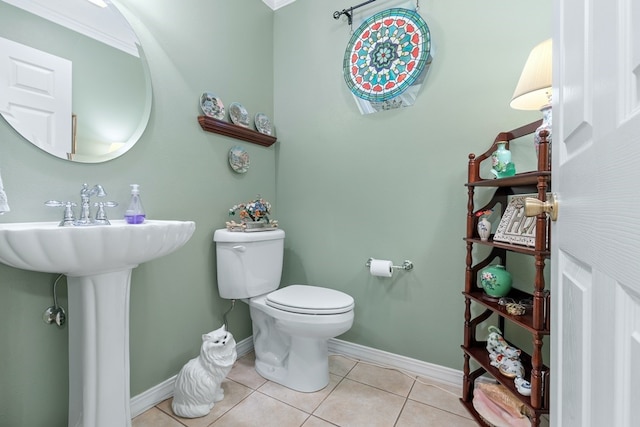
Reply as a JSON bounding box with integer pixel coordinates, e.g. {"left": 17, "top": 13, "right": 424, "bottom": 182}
{"left": 343, "top": 8, "right": 431, "bottom": 103}
{"left": 229, "top": 102, "right": 250, "bottom": 128}
{"left": 254, "top": 113, "right": 273, "bottom": 135}
{"left": 228, "top": 145, "right": 250, "bottom": 173}
{"left": 200, "top": 92, "right": 225, "bottom": 120}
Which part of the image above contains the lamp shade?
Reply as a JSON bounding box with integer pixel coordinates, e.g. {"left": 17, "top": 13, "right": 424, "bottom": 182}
{"left": 510, "top": 38, "right": 552, "bottom": 110}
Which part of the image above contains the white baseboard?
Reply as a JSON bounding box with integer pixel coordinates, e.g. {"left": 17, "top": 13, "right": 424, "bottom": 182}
{"left": 130, "top": 335, "right": 254, "bottom": 418}
{"left": 130, "top": 375, "right": 175, "bottom": 418}
{"left": 328, "top": 338, "right": 464, "bottom": 388}
{"left": 131, "top": 336, "right": 465, "bottom": 417}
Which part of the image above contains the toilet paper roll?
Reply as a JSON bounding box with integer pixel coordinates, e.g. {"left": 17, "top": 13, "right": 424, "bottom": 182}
{"left": 369, "top": 259, "right": 393, "bottom": 277}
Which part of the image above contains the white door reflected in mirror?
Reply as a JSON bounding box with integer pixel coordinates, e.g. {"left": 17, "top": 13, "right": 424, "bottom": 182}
{"left": 0, "top": 37, "right": 73, "bottom": 158}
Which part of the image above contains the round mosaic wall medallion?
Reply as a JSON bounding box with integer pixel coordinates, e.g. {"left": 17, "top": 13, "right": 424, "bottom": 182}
{"left": 343, "top": 8, "right": 431, "bottom": 102}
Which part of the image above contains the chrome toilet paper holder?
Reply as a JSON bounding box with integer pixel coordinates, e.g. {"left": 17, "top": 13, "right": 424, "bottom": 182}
{"left": 365, "top": 258, "right": 414, "bottom": 271}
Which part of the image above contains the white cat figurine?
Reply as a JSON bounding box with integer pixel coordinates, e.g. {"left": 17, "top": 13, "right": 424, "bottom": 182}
{"left": 172, "top": 326, "right": 237, "bottom": 418}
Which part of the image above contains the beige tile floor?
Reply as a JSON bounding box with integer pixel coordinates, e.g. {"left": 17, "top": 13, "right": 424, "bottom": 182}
{"left": 132, "top": 352, "right": 478, "bottom": 427}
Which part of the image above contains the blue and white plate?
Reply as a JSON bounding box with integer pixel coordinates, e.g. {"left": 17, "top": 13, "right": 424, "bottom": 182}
{"left": 228, "top": 145, "right": 249, "bottom": 173}
{"left": 229, "top": 102, "right": 250, "bottom": 128}
{"left": 200, "top": 92, "right": 225, "bottom": 120}
{"left": 254, "top": 113, "right": 273, "bottom": 135}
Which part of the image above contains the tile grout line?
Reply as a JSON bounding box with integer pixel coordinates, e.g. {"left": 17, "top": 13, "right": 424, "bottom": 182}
{"left": 308, "top": 374, "right": 349, "bottom": 427}
{"left": 392, "top": 376, "right": 417, "bottom": 427}
{"left": 154, "top": 379, "right": 259, "bottom": 427}
{"left": 249, "top": 361, "right": 354, "bottom": 426}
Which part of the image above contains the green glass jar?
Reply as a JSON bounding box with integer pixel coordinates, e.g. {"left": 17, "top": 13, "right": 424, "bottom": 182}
{"left": 491, "top": 142, "right": 516, "bottom": 178}
{"left": 480, "top": 265, "right": 512, "bottom": 298}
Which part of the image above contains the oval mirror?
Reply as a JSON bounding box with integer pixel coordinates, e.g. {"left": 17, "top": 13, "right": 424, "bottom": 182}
{"left": 0, "top": 0, "right": 152, "bottom": 163}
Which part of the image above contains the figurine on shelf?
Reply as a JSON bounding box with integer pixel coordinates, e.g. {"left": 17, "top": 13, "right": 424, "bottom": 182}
{"left": 514, "top": 377, "right": 532, "bottom": 396}
{"left": 480, "top": 265, "right": 513, "bottom": 299}
{"left": 497, "top": 297, "right": 530, "bottom": 316}
{"left": 486, "top": 326, "right": 526, "bottom": 379}
{"left": 491, "top": 141, "right": 516, "bottom": 178}
{"left": 496, "top": 357, "right": 525, "bottom": 379}
{"left": 489, "top": 352, "right": 525, "bottom": 379}
{"left": 486, "top": 326, "right": 533, "bottom": 396}
{"left": 486, "top": 326, "right": 521, "bottom": 359}
{"left": 475, "top": 209, "right": 493, "bottom": 241}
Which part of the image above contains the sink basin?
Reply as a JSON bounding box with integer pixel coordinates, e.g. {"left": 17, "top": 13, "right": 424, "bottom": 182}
{"left": 0, "top": 219, "right": 195, "bottom": 427}
{"left": 0, "top": 219, "right": 195, "bottom": 276}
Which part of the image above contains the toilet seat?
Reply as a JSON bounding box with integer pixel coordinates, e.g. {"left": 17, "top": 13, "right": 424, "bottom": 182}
{"left": 266, "top": 285, "right": 354, "bottom": 315}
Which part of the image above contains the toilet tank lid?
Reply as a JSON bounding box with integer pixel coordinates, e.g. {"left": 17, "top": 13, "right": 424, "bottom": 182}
{"left": 213, "top": 228, "right": 285, "bottom": 242}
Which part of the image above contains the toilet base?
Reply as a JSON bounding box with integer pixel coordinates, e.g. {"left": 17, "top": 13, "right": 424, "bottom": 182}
{"left": 255, "top": 336, "right": 329, "bottom": 392}
{"left": 247, "top": 293, "right": 354, "bottom": 393}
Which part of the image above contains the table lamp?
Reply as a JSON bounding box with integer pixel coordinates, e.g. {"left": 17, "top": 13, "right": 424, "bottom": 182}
{"left": 510, "top": 38, "right": 552, "bottom": 157}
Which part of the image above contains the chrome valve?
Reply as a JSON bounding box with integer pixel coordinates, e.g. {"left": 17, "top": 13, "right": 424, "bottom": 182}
{"left": 44, "top": 200, "right": 77, "bottom": 226}
{"left": 94, "top": 201, "right": 119, "bottom": 225}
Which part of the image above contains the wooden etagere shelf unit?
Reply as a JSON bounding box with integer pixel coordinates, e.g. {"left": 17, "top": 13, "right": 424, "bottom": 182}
{"left": 198, "top": 115, "right": 277, "bottom": 147}
{"left": 461, "top": 119, "right": 551, "bottom": 427}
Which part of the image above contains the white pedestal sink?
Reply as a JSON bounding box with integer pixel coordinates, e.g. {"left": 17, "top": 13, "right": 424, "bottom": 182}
{"left": 0, "top": 220, "right": 196, "bottom": 427}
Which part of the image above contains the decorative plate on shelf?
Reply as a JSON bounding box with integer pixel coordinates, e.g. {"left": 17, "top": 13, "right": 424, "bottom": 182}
{"left": 254, "top": 113, "right": 273, "bottom": 135}
{"left": 343, "top": 8, "right": 431, "bottom": 102}
{"left": 229, "top": 102, "right": 250, "bottom": 128}
{"left": 228, "top": 145, "right": 250, "bottom": 173}
{"left": 200, "top": 92, "right": 225, "bottom": 120}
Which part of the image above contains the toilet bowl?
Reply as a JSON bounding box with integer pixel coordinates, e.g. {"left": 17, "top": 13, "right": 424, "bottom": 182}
{"left": 250, "top": 285, "right": 354, "bottom": 392}
{"left": 213, "top": 229, "right": 355, "bottom": 392}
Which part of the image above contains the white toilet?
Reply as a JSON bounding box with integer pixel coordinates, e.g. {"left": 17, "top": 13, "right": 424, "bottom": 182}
{"left": 213, "top": 228, "right": 354, "bottom": 392}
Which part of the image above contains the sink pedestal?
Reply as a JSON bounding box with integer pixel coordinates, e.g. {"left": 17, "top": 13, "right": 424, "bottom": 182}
{"left": 0, "top": 219, "right": 196, "bottom": 427}
{"left": 67, "top": 270, "right": 133, "bottom": 427}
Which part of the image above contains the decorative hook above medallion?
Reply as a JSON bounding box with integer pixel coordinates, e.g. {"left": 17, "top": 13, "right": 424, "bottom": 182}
{"left": 333, "top": 0, "right": 420, "bottom": 30}
{"left": 333, "top": 0, "right": 378, "bottom": 27}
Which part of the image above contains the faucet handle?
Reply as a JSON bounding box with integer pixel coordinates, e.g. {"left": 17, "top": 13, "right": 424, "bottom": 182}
{"left": 45, "top": 200, "right": 77, "bottom": 227}
{"left": 93, "top": 201, "right": 118, "bottom": 225}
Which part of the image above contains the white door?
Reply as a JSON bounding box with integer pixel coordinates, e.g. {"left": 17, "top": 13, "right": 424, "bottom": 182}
{"left": 0, "top": 36, "right": 72, "bottom": 158}
{"left": 553, "top": 0, "right": 640, "bottom": 426}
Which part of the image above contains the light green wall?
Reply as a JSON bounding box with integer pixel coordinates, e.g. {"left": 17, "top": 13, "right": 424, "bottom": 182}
{"left": 0, "top": 1, "right": 273, "bottom": 425}
{"left": 0, "top": 0, "right": 550, "bottom": 425}
{"left": 273, "top": 0, "right": 550, "bottom": 367}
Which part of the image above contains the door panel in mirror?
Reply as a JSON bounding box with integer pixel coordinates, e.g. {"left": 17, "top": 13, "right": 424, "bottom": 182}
{"left": 0, "top": 36, "right": 73, "bottom": 158}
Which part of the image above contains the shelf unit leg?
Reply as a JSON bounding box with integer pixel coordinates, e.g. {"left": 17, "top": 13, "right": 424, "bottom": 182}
{"left": 463, "top": 297, "right": 472, "bottom": 348}
{"left": 462, "top": 353, "right": 471, "bottom": 401}
{"left": 531, "top": 412, "right": 541, "bottom": 427}
{"left": 531, "top": 332, "right": 545, "bottom": 409}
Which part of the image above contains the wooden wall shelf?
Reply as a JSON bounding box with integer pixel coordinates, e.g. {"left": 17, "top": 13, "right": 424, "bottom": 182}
{"left": 198, "top": 115, "right": 277, "bottom": 147}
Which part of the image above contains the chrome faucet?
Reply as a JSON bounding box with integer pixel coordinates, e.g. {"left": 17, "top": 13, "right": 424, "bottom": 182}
{"left": 45, "top": 183, "right": 117, "bottom": 226}
{"left": 77, "top": 183, "right": 106, "bottom": 225}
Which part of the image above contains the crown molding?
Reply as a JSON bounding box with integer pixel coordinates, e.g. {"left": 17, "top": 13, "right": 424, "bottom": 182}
{"left": 3, "top": 0, "right": 140, "bottom": 57}
{"left": 262, "top": 0, "right": 297, "bottom": 11}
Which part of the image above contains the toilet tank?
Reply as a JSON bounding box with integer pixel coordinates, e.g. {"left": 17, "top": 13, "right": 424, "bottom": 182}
{"left": 213, "top": 228, "right": 285, "bottom": 299}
